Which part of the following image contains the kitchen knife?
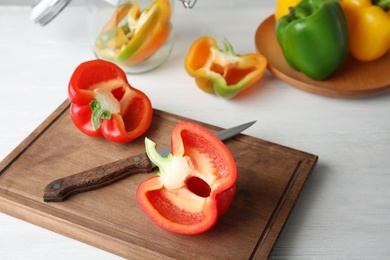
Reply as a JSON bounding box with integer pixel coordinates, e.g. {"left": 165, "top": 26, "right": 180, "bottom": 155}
{"left": 43, "top": 121, "right": 256, "bottom": 202}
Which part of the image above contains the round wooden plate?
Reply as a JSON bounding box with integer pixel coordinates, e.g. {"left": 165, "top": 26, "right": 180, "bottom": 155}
{"left": 255, "top": 15, "right": 390, "bottom": 98}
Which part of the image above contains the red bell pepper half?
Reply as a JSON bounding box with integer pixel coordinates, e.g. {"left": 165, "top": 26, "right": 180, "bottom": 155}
{"left": 137, "top": 122, "right": 237, "bottom": 235}
{"left": 68, "top": 59, "right": 152, "bottom": 143}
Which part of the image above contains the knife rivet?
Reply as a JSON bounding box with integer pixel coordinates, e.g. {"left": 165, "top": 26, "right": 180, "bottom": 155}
{"left": 133, "top": 156, "right": 140, "bottom": 162}
{"left": 96, "top": 168, "right": 105, "bottom": 174}
{"left": 53, "top": 183, "right": 61, "bottom": 189}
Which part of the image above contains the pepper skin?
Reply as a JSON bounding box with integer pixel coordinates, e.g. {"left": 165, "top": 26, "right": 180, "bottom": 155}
{"left": 340, "top": 0, "right": 390, "bottom": 62}
{"left": 95, "top": 0, "right": 172, "bottom": 66}
{"left": 137, "top": 122, "right": 237, "bottom": 235}
{"left": 184, "top": 37, "right": 267, "bottom": 99}
{"left": 68, "top": 59, "right": 152, "bottom": 143}
{"left": 275, "top": 0, "right": 302, "bottom": 20}
{"left": 276, "top": 0, "right": 350, "bottom": 80}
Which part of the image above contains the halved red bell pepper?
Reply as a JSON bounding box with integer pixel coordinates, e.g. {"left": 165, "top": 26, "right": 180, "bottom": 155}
{"left": 68, "top": 59, "right": 152, "bottom": 143}
{"left": 137, "top": 122, "right": 237, "bottom": 235}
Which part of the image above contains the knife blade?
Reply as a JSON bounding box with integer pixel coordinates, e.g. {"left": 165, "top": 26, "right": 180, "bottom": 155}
{"left": 43, "top": 121, "right": 256, "bottom": 202}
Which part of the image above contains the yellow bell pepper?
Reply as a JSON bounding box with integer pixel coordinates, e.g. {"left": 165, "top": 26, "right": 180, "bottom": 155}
{"left": 95, "top": 0, "right": 172, "bottom": 66}
{"left": 275, "top": 0, "right": 302, "bottom": 20}
{"left": 340, "top": 0, "right": 390, "bottom": 62}
{"left": 184, "top": 37, "right": 267, "bottom": 99}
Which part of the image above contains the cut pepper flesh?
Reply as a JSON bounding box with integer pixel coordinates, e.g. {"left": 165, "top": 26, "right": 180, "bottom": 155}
{"left": 68, "top": 59, "right": 152, "bottom": 143}
{"left": 95, "top": 0, "right": 172, "bottom": 65}
{"left": 185, "top": 37, "right": 267, "bottom": 99}
{"left": 137, "top": 122, "right": 237, "bottom": 234}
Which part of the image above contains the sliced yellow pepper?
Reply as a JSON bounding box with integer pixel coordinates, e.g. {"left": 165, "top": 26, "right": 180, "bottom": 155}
{"left": 121, "top": 18, "right": 172, "bottom": 66}
{"left": 118, "top": 0, "right": 172, "bottom": 65}
{"left": 95, "top": 0, "right": 172, "bottom": 66}
{"left": 340, "top": 0, "right": 390, "bottom": 61}
{"left": 275, "top": 0, "right": 302, "bottom": 20}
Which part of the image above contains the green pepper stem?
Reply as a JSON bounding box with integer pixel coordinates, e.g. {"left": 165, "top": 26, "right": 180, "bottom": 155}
{"left": 89, "top": 100, "right": 112, "bottom": 131}
{"left": 221, "top": 38, "right": 237, "bottom": 56}
{"left": 145, "top": 137, "right": 173, "bottom": 176}
{"left": 293, "top": 5, "right": 311, "bottom": 19}
{"left": 374, "top": 0, "right": 390, "bottom": 11}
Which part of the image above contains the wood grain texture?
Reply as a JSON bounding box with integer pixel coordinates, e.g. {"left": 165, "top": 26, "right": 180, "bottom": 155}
{"left": 0, "top": 99, "right": 317, "bottom": 259}
{"left": 255, "top": 15, "right": 390, "bottom": 99}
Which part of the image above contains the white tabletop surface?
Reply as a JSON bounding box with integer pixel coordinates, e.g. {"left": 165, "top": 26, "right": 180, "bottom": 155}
{"left": 1, "top": 0, "right": 390, "bottom": 259}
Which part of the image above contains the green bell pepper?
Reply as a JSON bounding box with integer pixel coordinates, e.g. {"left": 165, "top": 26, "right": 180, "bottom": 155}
{"left": 276, "top": 0, "right": 349, "bottom": 80}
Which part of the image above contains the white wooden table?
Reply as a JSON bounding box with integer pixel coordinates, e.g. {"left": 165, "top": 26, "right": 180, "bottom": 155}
{"left": 1, "top": 0, "right": 390, "bottom": 259}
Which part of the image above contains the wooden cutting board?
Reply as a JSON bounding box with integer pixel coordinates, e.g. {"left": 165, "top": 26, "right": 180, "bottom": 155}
{"left": 0, "top": 100, "right": 318, "bottom": 259}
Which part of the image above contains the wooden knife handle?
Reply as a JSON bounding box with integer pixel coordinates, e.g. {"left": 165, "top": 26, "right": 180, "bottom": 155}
{"left": 43, "top": 153, "right": 153, "bottom": 202}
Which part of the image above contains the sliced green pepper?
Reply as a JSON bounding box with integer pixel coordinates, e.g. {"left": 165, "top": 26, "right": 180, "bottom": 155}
{"left": 276, "top": 0, "right": 350, "bottom": 80}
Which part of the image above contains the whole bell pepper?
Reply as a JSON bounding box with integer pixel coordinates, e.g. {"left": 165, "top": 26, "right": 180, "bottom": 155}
{"left": 137, "top": 122, "right": 237, "bottom": 235}
{"left": 184, "top": 37, "right": 267, "bottom": 99}
{"left": 68, "top": 59, "right": 153, "bottom": 143}
{"left": 95, "top": 0, "right": 172, "bottom": 66}
{"left": 275, "top": 0, "right": 302, "bottom": 20}
{"left": 276, "top": 0, "right": 350, "bottom": 80}
{"left": 340, "top": 0, "right": 390, "bottom": 62}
